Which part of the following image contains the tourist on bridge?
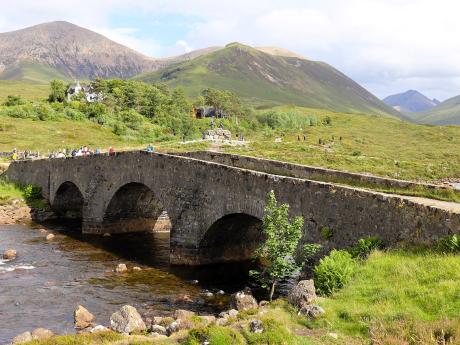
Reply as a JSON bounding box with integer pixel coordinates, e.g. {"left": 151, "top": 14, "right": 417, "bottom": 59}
{"left": 146, "top": 144, "right": 155, "bottom": 153}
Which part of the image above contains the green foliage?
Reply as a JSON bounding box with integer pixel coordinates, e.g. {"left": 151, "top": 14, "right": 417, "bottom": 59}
{"left": 48, "top": 79, "right": 67, "bottom": 103}
{"left": 349, "top": 236, "right": 384, "bottom": 259}
{"left": 3, "top": 95, "right": 25, "bottom": 106}
{"left": 250, "top": 190, "right": 305, "bottom": 300}
{"left": 22, "top": 184, "right": 42, "bottom": 201}
{"left": 436, "top": 234, "right": 460, "bottom": 254}
{"left": 320, "top": 226, "right": 333, "bottom": 240}
{"left": 314, "top": 249, "right": 357, "bottom": 296}
{"left": 256, "top": 110, "right": 315, "bottom": 130}
{"left": 184, "top": 326, "right": 246, "bottom": 345}
{"left": 201, "top": 88, "right": 243, "bottom": 119}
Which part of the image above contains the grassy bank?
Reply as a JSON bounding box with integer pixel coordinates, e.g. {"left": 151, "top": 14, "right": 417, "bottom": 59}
{"left": 20, "top": 248, "right": 460, "bottom": 345}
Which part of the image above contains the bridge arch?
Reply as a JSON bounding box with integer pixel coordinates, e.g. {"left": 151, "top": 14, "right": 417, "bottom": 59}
{"left": 51, "top": 181, "right": 84, "bottom": 221}
{"left": 102, "top": 182, "right": 166, "bottom": 234}
{"left": 196, "top": 213, "right": 264, "bottom": 264}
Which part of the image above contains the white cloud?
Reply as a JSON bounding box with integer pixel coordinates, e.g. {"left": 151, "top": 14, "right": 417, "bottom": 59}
{"left": 1, "top": 0, "right": 460, "bottom": 99}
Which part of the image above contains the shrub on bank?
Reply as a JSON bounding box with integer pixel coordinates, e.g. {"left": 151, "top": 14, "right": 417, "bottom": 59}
{"left": 314, "top": 249, "right": 357, "bottom": 296}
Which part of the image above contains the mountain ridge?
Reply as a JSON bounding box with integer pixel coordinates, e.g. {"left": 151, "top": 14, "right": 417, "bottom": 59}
{"left": 383, "top": 90, "right": 439, "bottom": 113}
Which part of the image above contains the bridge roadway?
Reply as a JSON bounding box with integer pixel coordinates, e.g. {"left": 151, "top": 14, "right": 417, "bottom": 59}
{"left": 4, "top": 151, "right": 460, "bottom": 265}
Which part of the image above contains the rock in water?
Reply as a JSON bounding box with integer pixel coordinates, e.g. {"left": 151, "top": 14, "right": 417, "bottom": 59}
{"left": 115, "top": 263, "right": 128, "bottom": 273}
{"left": 45, "top": 233, "right": 55, "bottom": 241}
{"left": 230, "top": 290, "right": 258, "bottom": 311}
{"left": 288, "top": 280, "right": 317, "bottom": 309}
{"left": 31, "top": 328, "right": 54, "bottom": 340}
{"left": 74, "top": 305, "right": 95, "bottom": 329}
{"left": 12, "top": 331, "right": 32, "bottom": 344}
{"left": 3, "top": 249, "right": 17, "bottom": 260}
{"left": 110, "top": 305, "right": 146, "bottom": 334}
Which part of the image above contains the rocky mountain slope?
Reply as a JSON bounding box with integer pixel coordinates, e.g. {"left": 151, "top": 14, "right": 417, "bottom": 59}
{"left": 135, "top": 42, "right": 401, "bottom": 117}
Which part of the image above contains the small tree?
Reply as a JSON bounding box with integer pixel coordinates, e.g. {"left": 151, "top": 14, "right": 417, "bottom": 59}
{"left": 48, "top": 79, "right": 67, "bottom": 103}
{"left": 250, "top": 190, "right": 319, "bottom": 301}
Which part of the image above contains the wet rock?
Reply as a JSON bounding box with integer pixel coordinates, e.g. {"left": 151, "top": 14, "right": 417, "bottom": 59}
{"left": 150, "top": 324, "right": 167, "bottom": 335}
{"left": 299, "top": 304, "right": 325, "bottom": 319}
{"left": 249, "top": 319, "right": 264, "bottom": 333}
{"left": 31, "top": 328, "right": 54, "bottom": 340}
{"left": 132, "top": 266, "right": 142, "bottom": 271}
{"left": 115, "top": 263, "right": 128, "bottom": 273}
{"left": 103, "top": 233, "right": 111, "bottom": 237}
{"left": 3, "top": 249, "right": 17, "bottom": 260}
{"left": 288, "top": 280, "right": 317, "bottom": 309}
{"left": 202, "top": 291, "right": 214, "bottom": 298}
{"left": 74, "top": 305, "right": 95, "bottom": 329}
{"left": 11, "top": 331, "right": 32, "bottom": 344}
{"left": 45, "top": 233, "right": 55, "bottom": 241}
{"left": 89, "top": 325, "right": 108, "bottom": 333}
{"left": 174, "top": 294, "right": 193, "bottom": 304}
{"left": 216, "top": 290, "right": 225, "bottom": 295}
{"left": 38, "top": 228, "right": 48, "bottom": 233}
{"left": 190, "top": 279, "right": 199, "bottom": 284}
{"left": 110, "top": 305, "right": 146, "bottom": 334}
{"left": 199, "top": 315, "right": 216, "bottom": 326}
{"left": 230, "top": 290, "right": 258, "bottom": 311}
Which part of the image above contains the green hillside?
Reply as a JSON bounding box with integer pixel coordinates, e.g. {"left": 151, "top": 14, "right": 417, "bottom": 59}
{"left": 414, "top": 95, "right": 460, "bottom": 125}
{"left": 0, "top": 61, "right": 70, "bottom": 84}
{"left": 135, "top": 43, "right": 402, "bottom": 117}
{"left": 0, "top": 80, "right": 49, "bottom": 101}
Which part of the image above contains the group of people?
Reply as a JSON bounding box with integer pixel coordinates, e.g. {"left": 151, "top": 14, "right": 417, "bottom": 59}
{"left": 10, "top": 149, "right": 40, "bottom": 161}
{"left": 47, "top": 146, "right": 116, "bottom": 158}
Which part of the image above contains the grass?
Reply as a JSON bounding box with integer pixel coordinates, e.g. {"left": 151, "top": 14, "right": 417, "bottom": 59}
{"left": 0, "top": 80, "right": 49, "bottom": 102}
{"left": 0, "top": 179, "right": 47, "bottom": 208}
{"left": 0, "top": 179, "right": 24, "bottom": 205}
{"left": 224, "top": 105, "right": 460, "bottom": 182}
{"left": 311, "top": 249, "right": 460, "bottom": 342}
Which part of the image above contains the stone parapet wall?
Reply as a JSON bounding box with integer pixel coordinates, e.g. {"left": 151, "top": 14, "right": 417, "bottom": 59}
{"left": 175, "top": 151, "right": 443, "bottom": 191}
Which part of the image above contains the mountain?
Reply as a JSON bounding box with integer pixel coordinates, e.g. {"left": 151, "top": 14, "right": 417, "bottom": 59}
{"left": 383, "top": 90, "right": 440, "bottom": 113}
{"left": 413, "top": 95, "right": 460, "bottom": 125}
{"left": 135, "top": 42, "right": 400, "bottom": 117}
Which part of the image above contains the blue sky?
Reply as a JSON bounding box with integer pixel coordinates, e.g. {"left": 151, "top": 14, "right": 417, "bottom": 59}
{"left": 1, "top": 0, "right": 460, "bottom": 101}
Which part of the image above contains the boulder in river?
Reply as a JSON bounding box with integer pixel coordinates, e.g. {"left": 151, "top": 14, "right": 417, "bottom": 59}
{"left": 288, "top": 280, "right": 317, "bottom": 309}
{"left": 174, "top": 293, "right": 193, "bottom": 304}
{"left": 115, "top": 263, "right": 128, "bottom": 273}
{"left": 3, "top": 249, "right": 17, "bottom": 260}
{"left": 132, "top": 266, "right": 142, "bottom": 271}
{"left": 74, "top": 305, "right": 95, "bottom": 329}
{"left": 12, "top": 331, "right": 32, "bottom": 344}
{"left": 110, "top": 305, "right": 146, "bottom": 334}
{"left": 45, "top": 233, "right": 55, "bottom": 241}
{"left": 230, "top": 290, "right": 258, "bottom": 311}
{"left": 31, "top": 328, "right": 54, "bottom": 340}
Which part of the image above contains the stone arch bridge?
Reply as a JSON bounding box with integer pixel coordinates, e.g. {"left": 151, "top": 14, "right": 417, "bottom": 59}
{"left": 4, "top": 151, "right": 460, "bottom": 265}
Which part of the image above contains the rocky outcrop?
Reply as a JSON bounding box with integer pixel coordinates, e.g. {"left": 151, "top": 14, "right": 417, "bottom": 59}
{"left": 74, "top": 305, "right": 95, "bottom": 330}
{"left": 202, "top": 129, "right": 232, "bottom": 141}
{"left": 110, "top": 305, "right": 146, "bottom": 334}
{"left": 230, "top": 290, "right": 258, "bottom": 311}
{"left": 115, "top": 263, "right": 128, "bottom": 273}
{"left": 299, "top": 304, "right": 325, "bottom": 319}
{"left": 288, "top": 280, "right": 317, "bottom": 309}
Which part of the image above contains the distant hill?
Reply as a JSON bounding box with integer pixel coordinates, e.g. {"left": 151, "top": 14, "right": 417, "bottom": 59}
{"left": 413, "top": 95, "right": 460, "bottom": 125}
{"left": 135, "top": 42, "right": 401, "bottom": 117}
{"left": 0, "top": 21, "right": 215, "bottom": 82}
{"left": 383, "top": 90, "right": 440, "bottom": 113}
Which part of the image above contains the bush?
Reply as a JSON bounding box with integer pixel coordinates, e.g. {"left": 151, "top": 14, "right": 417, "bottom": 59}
{"left": 320, "top": 226, "right": 333, "bottom": 239}
{"left": 64, "top": 108, "right": 85, "bottom": 121}
{"left": 436, "top": 234, "right": 460, "bottom": 253}
{"left": 314, "top": 249, "right": 357, "bottom": 296}
{"left": 112, "top": 122, "right": 127, "bottom": 136}
{"left": 3, "top": 95, "right": 25, "bottom": 106}
{"left": 184, "top": 326, "right": 245, "bottom": 345}
{"left": 350, "top": 236, "right": 384, "bottom": 259}
{"left": 22, "top": 184, "right": 42, "bottom": 201}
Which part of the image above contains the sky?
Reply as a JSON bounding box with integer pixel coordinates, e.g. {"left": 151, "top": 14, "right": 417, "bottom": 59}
{"left": 0, "top": 0, "right": 459, "bottom": 100}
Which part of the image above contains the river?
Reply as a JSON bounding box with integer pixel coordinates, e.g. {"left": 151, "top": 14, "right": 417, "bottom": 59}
{"left": 0, "top": 224, "right": 254, "bottom": 344}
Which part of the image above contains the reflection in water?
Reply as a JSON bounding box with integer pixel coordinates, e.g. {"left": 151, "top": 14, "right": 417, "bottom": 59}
{"left": 0, "top": 224, "right": 255, "bottom": 344}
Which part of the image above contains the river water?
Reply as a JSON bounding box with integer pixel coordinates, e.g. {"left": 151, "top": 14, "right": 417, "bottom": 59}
{"left": 0, "top": 224, "right": 253, "bottom": 344}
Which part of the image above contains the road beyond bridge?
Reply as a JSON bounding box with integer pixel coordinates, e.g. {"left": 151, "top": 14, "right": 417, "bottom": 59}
{"left": 4, "top": 151, "right": 460, "bottom": 265}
